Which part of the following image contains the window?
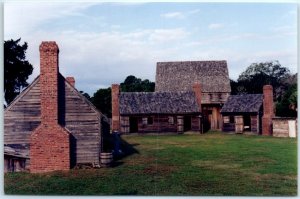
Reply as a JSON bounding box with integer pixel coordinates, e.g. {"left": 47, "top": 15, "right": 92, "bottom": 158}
{"left": 230, "top": 116, "right": 235, "bottom": 123}
{"left": 168, "top": 116, "right": 174, "bottom": 125}
{"left": 142, "top": 117, "right": 153, "bottom": 125}
{"left": 148, "top": 117, "right": 153, "bottom": 125}
{"left": 223, "top": 116, "right": 230, "bottom": 124}
{"left": 142, "top": 117, "right": 148, "bottom": 125}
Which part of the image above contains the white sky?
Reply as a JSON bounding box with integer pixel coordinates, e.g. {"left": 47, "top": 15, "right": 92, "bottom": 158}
{"left": 4, "top": 2, "right": 298, "bottom": 95}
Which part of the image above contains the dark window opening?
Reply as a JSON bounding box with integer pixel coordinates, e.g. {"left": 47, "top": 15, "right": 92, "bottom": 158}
{"left": 148, "top": 117, "right": 153, "bottom": 125}
{"left": 184, "top": 116, "right": 191, "bottom": 131}
{"left": 130, "top": 117, "right": 138, "bottom": 133}
{"left": 243, "top": 115, "right": 251, "bottom": 131}
{"left": 230, "top": 115, "right": 234, "bottom": 123}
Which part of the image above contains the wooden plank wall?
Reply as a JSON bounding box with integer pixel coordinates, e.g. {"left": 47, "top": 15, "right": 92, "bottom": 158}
{"left": 4, "top": 79, "right": 41, "bottom": 145}
{"left": 250, "top": 115, "right": 258, "bottom": 133}
{"left": 120, "top": 115, "right": 200, "bottom": 133}
{"left": 4, "top": 77, "right": 103, "bottom": 166}
{"left": 60, "top": 78, "right": 101, "bottom": 165}
{"left": 202, "top": 92, "right": 230, "bottom": 104}
{"left": 137, "top": 115, "right": 178, "bottom": 133}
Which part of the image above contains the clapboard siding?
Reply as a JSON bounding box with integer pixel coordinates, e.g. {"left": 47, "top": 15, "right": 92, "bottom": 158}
{"left": 4, "top": 79, "right": 41, "bottom": 145}
{"left": 4, "top": 75, "right": 103, "bottom": 166}
{"left": 63, "top": 80, "right": 101, "bottom": 165}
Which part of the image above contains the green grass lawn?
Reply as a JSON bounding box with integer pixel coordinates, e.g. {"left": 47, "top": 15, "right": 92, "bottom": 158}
{"left": 4, "top": 131, "right": 297, "bottom": 196}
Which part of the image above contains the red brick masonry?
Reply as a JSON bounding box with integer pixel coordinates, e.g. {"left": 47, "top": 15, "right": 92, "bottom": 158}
{"left": 112, "top": 84, "right": 120, "bottom": 131}
{"left": 262, "top": 85, "right": 274, "bottom": 136}
{"left": 192, "top": 83, "right": 202, "bottom": 112}
{"left": 30, "top": 41, "right": 70, "bottom": 173}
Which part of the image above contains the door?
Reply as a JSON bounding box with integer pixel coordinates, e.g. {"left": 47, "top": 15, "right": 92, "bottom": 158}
{"left": 129, "top": 117, "right": 138, "bottom": 133}
{"left": 184, "top": 116, "right": 191, "bottom": 131}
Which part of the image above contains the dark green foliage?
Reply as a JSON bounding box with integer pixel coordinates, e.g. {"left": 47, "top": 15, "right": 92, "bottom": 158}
{"left": 120, "top": 75, "right": 155, "bottom": 92}
{"left": 231, "top": 61, "right": 297, "bottom": 117}
{"left": 91, "top": 88, "right": 111, "bottom": 117}
{"left": 236, "top": 61, "right": 290, "bottom": 98}
{"left": 276, "top": 83, "right": 297, "bottom": 117}
{"left": 91, "top": 75, "right": 155, "bottom": 117}
{"left": 79, "top": 91, "right": 91, "bottom": 100}
{"left": 4, "top": 132, "right": 297, "bottom": 195}
{"left": 230, "top": 79, "right": 247, "bottom": 95}
{"left": 4, "top": 38, "right": 33, "bottom": 105}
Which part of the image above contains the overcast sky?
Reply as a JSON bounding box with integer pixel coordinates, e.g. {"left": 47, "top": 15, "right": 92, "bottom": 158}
{"left": 4, "top": 2, "right": 298, "bottom": 95}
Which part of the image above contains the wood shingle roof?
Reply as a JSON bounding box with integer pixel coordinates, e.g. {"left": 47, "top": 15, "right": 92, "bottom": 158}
{"left": 119, "top": 91, "right": 200, "bottom": 115}
{"left": 221, "top": 94, "right": 263, "bottom": 113}
{"left": 155, "top": 61, "right": 231, "bottom": 93}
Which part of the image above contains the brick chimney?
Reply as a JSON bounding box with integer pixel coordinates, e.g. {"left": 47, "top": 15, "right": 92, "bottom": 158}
{"left": 30, "top": 41, "right": 70, "bottom": 173}
{"left": 262, "top": 85, "right": 274, "bottom": 136}
{"left": 66, "top": 77, "right": 75, "bottom": 87}
{"left": 192, "top": 83, "right": 202, "bottom": 112}
{"left": 111, "top": 84, "right": 120, "bottom": 132}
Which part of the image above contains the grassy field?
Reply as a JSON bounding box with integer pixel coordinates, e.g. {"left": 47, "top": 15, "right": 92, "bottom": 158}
{"left": 4, "top": 132, "right": 297, "bottom": 196}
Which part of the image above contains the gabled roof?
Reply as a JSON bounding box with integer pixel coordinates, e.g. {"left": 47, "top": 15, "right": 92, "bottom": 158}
{"left": 119, "top": 91, "right": 200, "bottom": 115}
{"left": 155, "top": 61, "right": 231, "bottom": 93}
{"left": 5, "top": 74, "right": 104, "bottom": 119}
{"left": 221, "top": 94, "right": 263, "bottom": 113}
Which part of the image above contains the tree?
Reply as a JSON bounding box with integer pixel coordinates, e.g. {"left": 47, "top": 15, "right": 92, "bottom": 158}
{"left": 4, "top": 38, "right": 33, "bottom": 105}
{"left": 120, "top": 75, "right": 155, "bottom": 92}
{"left": 91, "top": 88, "right": 112, "bottom": 117}
{"left": 91, "top": 75, "right": 155, "bottom": 117}
{"left": 79, "top": 91, "right": 91, "bottom": 100}
{"left": 236, "top": 61, "right": 290, "bottom": 99}
{"left": 276, "top": 83, "right": 297, "bottom": 117}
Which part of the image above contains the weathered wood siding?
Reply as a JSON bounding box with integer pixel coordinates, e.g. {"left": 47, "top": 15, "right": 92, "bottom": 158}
{"left": 272, "top": 118, "right": 297, "bottom": 138}
{"left": 4, "top": 155, "right": 29, "bottom": 172}
{"left": 138, "top": 115, "right": 178, "bottom": 133}
{"left": 191, "top": 116, "right": 201, "bottom": 131}
{"left": 120, "top": 114, "right": 200, "bottom": 133}
{"left": 63, "top": 81, "right": 101, "bottom": 165}
{"left": 202, "top": 92, "right": 230, "bottom": 104}
{"left": 4, "top": 76, "right": 103, "bottom": 166}
{"left": 4, "top": 79, "right": 41, "bottom": 144}
{"left": 250, "top": 115, "right": 258, "bottom": 133}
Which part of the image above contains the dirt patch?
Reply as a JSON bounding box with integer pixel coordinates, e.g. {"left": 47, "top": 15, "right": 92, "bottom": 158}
{"left": 192, "top": 160, "right": 241, "bottom": 170}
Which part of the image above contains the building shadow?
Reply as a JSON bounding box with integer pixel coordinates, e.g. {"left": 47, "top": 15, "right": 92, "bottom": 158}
{"left": 102, "top": 132, "right": 140, "bottom": 166}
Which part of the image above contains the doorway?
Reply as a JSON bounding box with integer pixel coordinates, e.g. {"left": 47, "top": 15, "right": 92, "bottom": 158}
{"left": 243, "top": 115, "right": 251, "bottom": 131}
{"left": 184, "top": 116, "right": 191, "bottom": 131}
{"left": 129, "top": 117, "right": 138, "bottom": 133}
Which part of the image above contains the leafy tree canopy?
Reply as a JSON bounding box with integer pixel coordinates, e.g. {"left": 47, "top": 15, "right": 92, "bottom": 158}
{"left": 236, "top": 61, "right": 290, "bottom": 99}
{"left": 276, "top": 83, "right": 297, "bottom": 117}
{"left": 120, "top": 75, "right": 155, "bottom": 92}
{"left": 4, "top": 38, "right": 33, "bottom": 105}
{"left": 91, "top": 75, "right": 155, "bottom": 117}
{"left": 91, "top": 88, "right": 112, "bottom": 118}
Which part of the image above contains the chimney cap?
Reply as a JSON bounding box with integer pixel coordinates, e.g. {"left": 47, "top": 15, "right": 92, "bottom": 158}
{"left": 39, "top": 41, "right": 59, "bottom": 52}
{"left": 263, "top": 85, "right": 273, "bottom": 90}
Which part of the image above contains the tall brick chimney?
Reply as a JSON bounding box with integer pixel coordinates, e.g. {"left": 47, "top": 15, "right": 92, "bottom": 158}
{"left": 111, "top": 84, "right": 120, "bottom": 132}
{"left": 262, "top": 85, "right": 274, "bottom": 136}
{"left": 66, "top": 77, "right": 75, "bottom": 87}
{"left": 30, "top": 41, "right": 70, "bottom": 173}
{"left": 192, "top": 83, "right": 202, "bottom": 112}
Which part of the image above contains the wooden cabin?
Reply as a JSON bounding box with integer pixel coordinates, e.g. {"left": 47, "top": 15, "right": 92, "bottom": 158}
{"left": 4, "top": 41, "right": 109, "bottom": 173}
{"left": 154, "top": 61, "right": 231, "bottom": 131}
{"left": 112, "top": 61, "right": 230, "bottom": 133}
{"left": 221, "top": 85, "right": 275, "bottom": 135}
{"left": 220, "top": 94, "right": 263, "bottom": 133}
{"left": 118, "top": 90, "right": 202, "bottom": 133}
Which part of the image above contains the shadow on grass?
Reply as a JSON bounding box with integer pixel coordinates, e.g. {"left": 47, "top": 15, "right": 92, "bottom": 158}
{"left": 114, "top": 136, "right": 140, "bottom": 161}
{"left": 102, "top": 132, "right": 140, "bottom": 167}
